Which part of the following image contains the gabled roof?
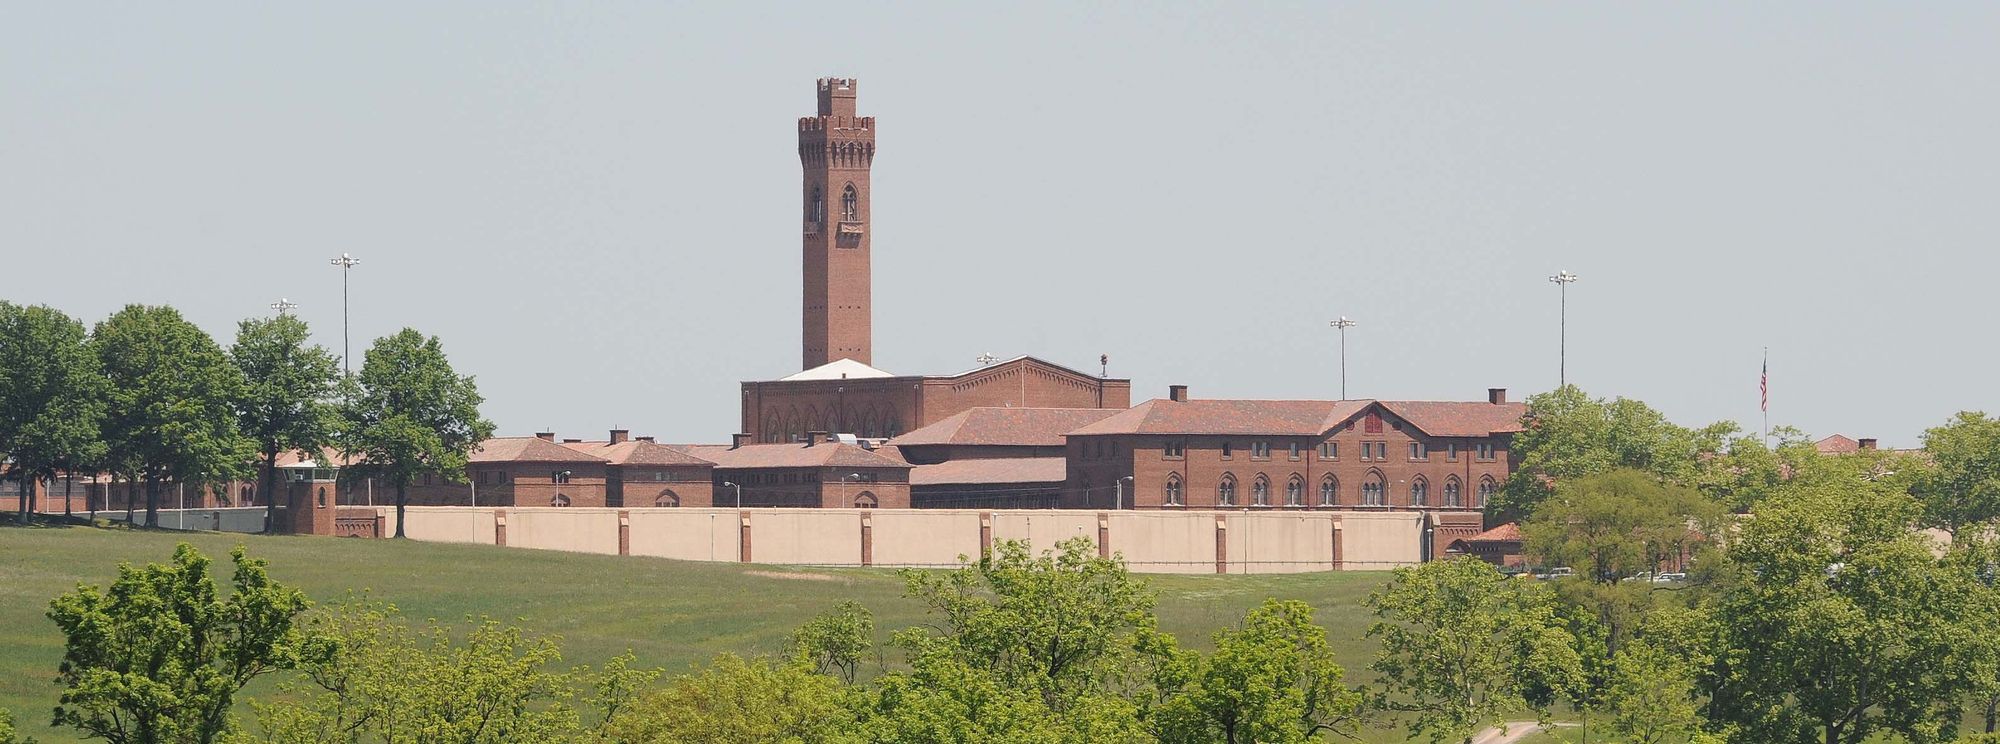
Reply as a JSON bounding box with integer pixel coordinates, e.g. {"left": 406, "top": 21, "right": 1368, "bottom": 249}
{"left": 677, "top": 442, "right": 910, "bottom": 470}
{"left": 470, "top": 437, "right": 609, "bottom": 464}
{"left": 890, "top": 407, "right": 1122, "bottom": 447}
{"left": 910, "top": 457, "right": 1067, "bottom": 486}
{"left": 558, "top": 440, "right": 714, "bottom": 467}
{"left": 1464, "top": 522, "right": 1523, "bottom": 543}
{"left": 1067, "top": 398, "right": 1525, "bottom": 438}
{"left": 780, "top": 358, "right": 896, "bottom": 381}
{"left": 1815, "top": 434, "right": 1861, "bottom": 455}
{"left": 939, "top": 355, "right": 1114, "bottom": 382}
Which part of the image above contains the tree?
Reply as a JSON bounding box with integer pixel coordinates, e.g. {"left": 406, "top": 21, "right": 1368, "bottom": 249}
{"left": 1916, "top": 411, "right": 2000, "bottom": 535}
{"left": 93, "top": 305, "right": 253, "bottom": 527}
{"left": 602, "top": 654, "right": 859, "bottom": 744}
{"left": 46, "top": 543, "right": 308, "bottom": 744}
{"left": 1602, "top": 639, "right": 1722, "bottom": 744}
{"left": 1495, "top": 386, "right": 1729, "bottom": 520}
{"left": 788, "top": 600, "right": 875, "bottom": 684}
{"left": 338, "top": 329, "right": 492, "bottom": 538}
{"left": 1523, "top": 469, "right": 1718, "bottom": 585}
{"left": 0, "top": 302, "right": 105, "bottom": 522}
{"left": 230, "top": 314, "right": 340, "bottom": 533}
{"left": 1153, "top": 599, "right": 1363, "bottom": 744}
{"left": 0, "top": 707, "right": 33, "bottom": 744}
{"left": 1366, "top": 557, "right": 1584, "bottom": 744}
{"left": 1703, "top": 476, "right": 1994, "bottom": 744}
{"left": 1692, "top": 427, "right": 1819, "bottom": 513}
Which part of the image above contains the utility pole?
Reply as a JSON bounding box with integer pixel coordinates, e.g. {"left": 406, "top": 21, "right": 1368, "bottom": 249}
{"left": 1328, "top": 317, "right": 1357, "bottom": 399}
{"left": 329, "top": 253, "right": 361, "bottom": 375}
{"left": 1548, "top": 271, "right": 1579, "bottom": 388}
{"left": 269, "top": 298, "right": 297, "bottom": 316}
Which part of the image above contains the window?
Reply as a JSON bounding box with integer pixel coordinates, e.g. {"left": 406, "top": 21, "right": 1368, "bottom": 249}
{"left": 551, "top": 494, "right": 571, "bottom": 507}
{"left": 1319, "top": 476, "right": 1339, "bottom": 506}
{"left": 1217, "top": 475, "right": 1237, "bottom": 506}
{"left": 1164, "top": 440, "right": 1185, "bottom": 458}
{"left": 808, "top": 185, "right": 824, "bottom": 224}
{"left": 1447, "top": 443, "right": 1459, "bottom": 462}
{"left": 842, "top": 184, "right": 859, "bottom": 221}
{"left": 552, "top": 470, "right": 572, "bottom": 484}
{"left": 1444, "top": 478, "right": 1463, "bottom": 508}
{"left": 1375, "top": 443, "right": 1389, "bottom": 460}
{"left": 1288, "top": 442, "right": 1301, "bottom": 461}
{"left": 854, "top": 492, "right": 878, "bottom": 509}
{"left": 1285, "top": 476, "right": 1305, "bottom": 506}
{"left": 1164, "top": 475, "right": 1184, "bottom": 506}
{"left": 1408, "top": 442, "right": 1428, "bottom": 460}
{"left": 1221, "top": 442, "right": 1234, "bottom": 459}
{"left": 1251, "top": 441, "right": 1271, "bottom": 459}
{"left": 1477, "top": 442, "right": 1496, "bottom": 461}
{"left": 1410, "top": 477, "right": 1428, "bottom": 507}
{"left": 1364, "top": 412, "right": 1384, "bottom": 434}
{"left": 654, "top": 471, "right": 669, "bottom": 482}
{"left": 1478, "top": 478, "right": 1497, "bottom": 507}
{"left": 654, "top": 491, "right": 680, "bottom": 507}
{"left": 1319, "top": 441, "right": 1338, "bottom": 459}
{"left": 1252, "top": 476, "right": 1271, "bottom": 506}
{"left": 1362, "top": 473, "right": 1386, "bottom": 506}
{"left": 316, "top": 487, "right": 327, "bottom": 508}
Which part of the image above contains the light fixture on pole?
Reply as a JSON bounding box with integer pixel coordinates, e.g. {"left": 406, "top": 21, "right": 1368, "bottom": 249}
{"left": 722, "top": 481, "right": 741, "bottom": 509}
{"left": 1548, "top": 271, "right": 1579, "bottom": 388}
{"left": 1328, "top": 316, "right": 1357, "bottom": 399}
{"left": 269, "top": 298, "right": 298, "bottom": 316}
{"left": 329, "top": 252, "right": 361, "bottom": 375}
{"left": 1116, "top": 475, "right": 1134, "bottom": 510}
{"left": 975, "top": 352, "right": 997, "bottom": 367}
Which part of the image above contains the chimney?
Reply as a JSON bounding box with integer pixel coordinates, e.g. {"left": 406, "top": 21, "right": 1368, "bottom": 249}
{"left": 806, "top": 430, "right": 830, "bottom": 447}
{"left": 731, "top": 433, "right": 751, "bottom": 449}
{"left": 1859, "top": 438, "right": 1878, "bottom": 450}
{"left": 535, "top": 432, "right": 555, "bottom": 442}
{"left": 1168, "top": 385, "right": 1189, "bottom": 403}
{"left": 1488, "top": 388, "right": 1508, "bottom": 405}
{"left": 609, "top": 429, "right": 630, "bottom": 444}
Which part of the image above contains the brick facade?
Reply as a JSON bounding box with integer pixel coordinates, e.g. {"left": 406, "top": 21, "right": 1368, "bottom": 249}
{"left": 801, "top": 77, "right": 875, "bottom": 369}
{"left": 742, "top": 356, "right": 1131, "bottom": 443}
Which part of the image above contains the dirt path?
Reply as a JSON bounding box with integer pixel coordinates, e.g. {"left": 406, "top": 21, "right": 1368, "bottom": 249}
{"left": 1469, "top": 721, "right": 1575, "bottom": 744}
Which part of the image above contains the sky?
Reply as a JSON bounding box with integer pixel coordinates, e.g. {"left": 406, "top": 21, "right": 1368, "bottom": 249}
{"left": 3, "top": 3, "right": 1996, "bottom": 447}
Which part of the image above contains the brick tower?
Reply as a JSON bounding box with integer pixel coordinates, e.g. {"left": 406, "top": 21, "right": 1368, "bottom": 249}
{"left": 799, "top": 77, "right": 875, "bottom": 369}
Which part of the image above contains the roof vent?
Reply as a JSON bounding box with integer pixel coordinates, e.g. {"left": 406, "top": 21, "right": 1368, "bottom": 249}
{"left": 1169, "top": 385, "right": 1189, "bottom": 403}
{"left": 731, "top": 433, "right": 751, "bottom": 449}
{"left": 1488, "top": 388, "right": 1508, "bottom": 405}
{"left": 1859, "top": 438, "right": 1878, "bottom": 450}
{"left": 535, "top": 432, "right": 555, "bottom": 442}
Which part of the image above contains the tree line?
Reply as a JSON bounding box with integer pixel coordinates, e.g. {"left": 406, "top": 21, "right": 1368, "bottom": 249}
{"left": 0, "top": 301, "right": 492, "bottom": 536}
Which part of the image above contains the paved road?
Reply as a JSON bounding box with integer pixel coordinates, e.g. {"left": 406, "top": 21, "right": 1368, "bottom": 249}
{"left": 1469, "top": 721, "right": 1575, "bottom": 744}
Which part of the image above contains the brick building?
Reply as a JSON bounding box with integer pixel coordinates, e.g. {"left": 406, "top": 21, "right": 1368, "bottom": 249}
{"left": 680, "top": 433, "right": 911, "bottom": 509}
{"left": 1063, "top": 386, "right": 1524, "bottom": 513}
{"left": 891, "top": 407, "right": 1120, "bottom": 508}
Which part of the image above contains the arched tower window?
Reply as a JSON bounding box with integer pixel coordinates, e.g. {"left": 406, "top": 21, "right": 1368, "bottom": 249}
{"left": 1164, "top": 474, "right": 1184, "bottom": 506}
{"left": 1252, "top": 475, "right": 1271, "bottom": 507}
{"left": 1410, "top": 476, "right": 1429, "bottom": 507}
{"left": 808, "top": 185, "right": 824, "bottom": 224}
{"left": 1319, "top": 475, "right": 1339, "bottom": 506}
{"left": 551, "top": 494, "right": 571, "bottom": 507}
{"left": 654, "top": 490, "right": 680, "bottom": 507}
{"left": 1444, "top": 477, "right": 1463, "bottom": 508}
{"left": 841, "top": 184, "right": 859, "bottom": 221}
{"left": 1362, "top": 471, "right": 1386, "bottom": 506}
{"left": 1217, "top": 474, "right": 1237, "bottom": 507}
{"left": 854, "top": 491, "right": 878, "bottom": 509}
{"left": 1478, "top": 477, "right": 1498, "bottom": 508}
{"left": 1285, "top": 475, "right": 1305, "bottom": 506}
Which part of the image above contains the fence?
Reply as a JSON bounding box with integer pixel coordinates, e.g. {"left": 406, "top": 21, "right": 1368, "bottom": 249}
{"left": 364, "top": 506, "right": 1432, "bottom": 574}
{"left": 99, "top": 506, "right": 269, "bottom": 533}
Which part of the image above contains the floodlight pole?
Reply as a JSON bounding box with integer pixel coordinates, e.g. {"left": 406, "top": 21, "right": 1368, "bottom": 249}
{"left": 269, "top": 298, "right": 298, "bottom": 316}
{"left": 723, "top": 481, "right": 741, "bottom": 509}
{"left": 330, "top": 253, "right": 361, "bottom": 375}
{"left": 1548, "top": 271, "right": 1579, "bottom": 388}
{"left": 1329, "top": 317, "right": 1357, "bottom": 399}
{"left": 1116, "top": 475, "right": 1134, "bottom": 510}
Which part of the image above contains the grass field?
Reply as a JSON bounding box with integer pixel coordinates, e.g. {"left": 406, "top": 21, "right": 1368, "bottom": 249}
{"left": 0, "top": 522, "right": 1400, "bottom": 743}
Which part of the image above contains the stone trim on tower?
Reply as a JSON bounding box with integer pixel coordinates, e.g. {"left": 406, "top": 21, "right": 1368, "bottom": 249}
{"left": 800, "top": 77, "right": 875, "bottom": 369}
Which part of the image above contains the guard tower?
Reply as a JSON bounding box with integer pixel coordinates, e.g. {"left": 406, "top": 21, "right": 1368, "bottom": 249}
{"left": 799, "top": 77, "right": 876, "bottom": 369}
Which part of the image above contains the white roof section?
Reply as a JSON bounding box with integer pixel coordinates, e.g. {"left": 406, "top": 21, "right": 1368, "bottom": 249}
{"left": 780, "top": 358, "right": 897, "bottom": 381}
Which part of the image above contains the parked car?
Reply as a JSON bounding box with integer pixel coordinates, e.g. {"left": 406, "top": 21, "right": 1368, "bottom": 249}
{"left": 1533, "top": 567, "right": 1575, "bottom": 580}
{"left": 1653, "top": 572, "right": 1687, "bottom": 583}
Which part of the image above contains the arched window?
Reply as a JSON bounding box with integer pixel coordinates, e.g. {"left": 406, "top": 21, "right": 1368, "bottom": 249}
{"left": 1252, "top": 475, "right": 1271, "bottom": 507}
{"left": 1410, "top": 477, "right": 1428, "bottom": 507}
{"left": 854, "top": 491, "right": 878, "bottom": 509}
{"left": 1319, "top": 475, "right": 1339, "bottom": 506}
{"left": 242, "top": 485, "right": 253, "bottom": 507}
{"left": 808, "top": 185, "right": 824, "bottom": 224}
{"left": 551, "top": 494, "right": 571, "bottom": 507}
{"left": 1164, "top": 475, "right": 1184, "bottom": 506}
{"left": 654, "top": 490, "right": 680, "bottom": 507}
{"left": 1477, "top": 478, "right": 1498, "bottom": 508}
{"left": 1217, "top": 474, "right": 1237, "bottom": 507}
{"left": 1285, "top": 476, "right": 1305, "bottom": 506}
{"left": 841, "top": 184, "right": 859, "bottom": 221}
{"left": 317, "top": 487, "right": 328, "bottom": 508}
{"left": 1362, "top": 471, "right": 1386, "bottom": 506}
{"left": 1444, "top": 477, "right": 1463, "bottom": 508}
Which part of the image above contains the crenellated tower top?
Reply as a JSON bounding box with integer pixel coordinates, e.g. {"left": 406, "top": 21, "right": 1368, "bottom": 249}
{"left": 799, "top": 76, "right": 876, "bottom": 369}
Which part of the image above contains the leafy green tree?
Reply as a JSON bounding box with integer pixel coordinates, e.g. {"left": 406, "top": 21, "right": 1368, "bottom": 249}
{"left": 1153, "top": 599, "right": 1362, "bottom": 744}
{"left": 1522, "top": 468, "right": 1718, "bottom": 584}
{"left": 1495, "top": 386, "right": 1729, "bottom": 520}
{"left": 1691, "top": 428, "right": 1819, "bottom": 513}
{"left": 0, "top": 707, "right": 33, "bottom": 744}
{"left": 788, "top": 600, "right": 875, "bottom": 684}
{"left": 1703, "top": 476, "right": 1993, "bottom": 744}
{"left": 602, "top": 654, "right": 859, "bottom": 744}
{"left": 338, "top": 329, "right": 493, "bottom": 538}
{"left": 1366, "top": 557, "right": 1585, "bottom": 744}
{"left": 0, "top": 302, "right": 105, "bottom": 522}
{"left": 93, "top": 305, "right": 254, "bottom": 527}
{"left": 230, "top": 314, "right": 340, "bottom": 533}
{"left": 1602, "top": 639, "right": 1722, "bottom": 744}
{"left": 1916, "top": 411, "right": 2000, "bottom": 535}
{"left": 46, "top": 543, "right": 308, "bottom": 744}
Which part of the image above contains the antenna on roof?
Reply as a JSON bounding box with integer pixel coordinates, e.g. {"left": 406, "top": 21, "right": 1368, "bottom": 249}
{"left": 976, "top": 352, "right": 997, "bottom": 366}
{"left": 1100, "top": 354, "right": 1109, "bottom": 378}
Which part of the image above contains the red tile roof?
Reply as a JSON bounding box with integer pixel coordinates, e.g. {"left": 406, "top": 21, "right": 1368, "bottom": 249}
{"left": 558, "top": 440, "right": 714, "bottom": 467}
{"left": 910, "top": 457, "right": 1067, "bottom": 486}
{"left": 470, "top": 437, "right": 609, "bottom": 464}
{"left": 890, "top": 407, "right": 1122, "bottom": 447}
{"left": 676, "top": 442, "right": 910, "bottom": 470}
{"left": 1068, "top": 398, "right": 1524, "bottom": 438}
{"left": 1815, "top": 435, "right": 1861, "bottom": 454}
{"left": 1465, "top": 522, "right": 1522, "bottom": 543}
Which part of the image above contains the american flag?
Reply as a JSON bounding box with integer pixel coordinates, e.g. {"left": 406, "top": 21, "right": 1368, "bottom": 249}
{"left": 1760, "top": 354, "right": 1769, "bottom": 413}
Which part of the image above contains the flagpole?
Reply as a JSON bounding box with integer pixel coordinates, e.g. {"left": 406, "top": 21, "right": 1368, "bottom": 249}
{"left": 1761, "top": 347, "right": 1769, "bottom": 446}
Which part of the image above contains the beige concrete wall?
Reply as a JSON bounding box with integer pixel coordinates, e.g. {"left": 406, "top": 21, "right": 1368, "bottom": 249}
{"left": 1338, "top": 511, "right": 1425, "bottom": 569}
{"left": 627, "top": 509, "right": 741, "bottom": 562}
{"left": 870, "top": 510, "right": 983, "bottom": 568}
{"left": 750, "top": 509, "right": 864, "bottom": 565}
{"left": 389, "top": 506, "right": 1436, "bottom": 573}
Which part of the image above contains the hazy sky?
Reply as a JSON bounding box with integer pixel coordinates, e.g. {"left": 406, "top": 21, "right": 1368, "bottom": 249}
{"left": 4, "top": 3, "right": 1995, "bottom": 447}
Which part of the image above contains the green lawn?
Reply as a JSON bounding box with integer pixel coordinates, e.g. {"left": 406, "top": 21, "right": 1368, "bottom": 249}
{"left": 0, "top": 522, "right": 1399, "bottom": 743}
